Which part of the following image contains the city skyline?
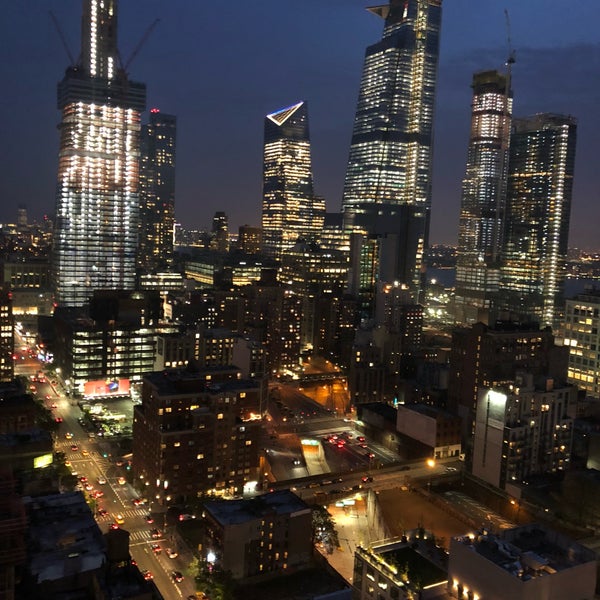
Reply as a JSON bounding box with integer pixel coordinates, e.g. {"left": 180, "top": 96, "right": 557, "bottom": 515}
{"left": 1, "top": 1, "right": 599, "bottom": 248}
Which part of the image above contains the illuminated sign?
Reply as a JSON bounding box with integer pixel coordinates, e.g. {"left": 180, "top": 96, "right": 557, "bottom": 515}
{"left": 83, "top": 378, "right": 130, "bottom": 398}
{"left": 34, "top": 453, "right": 53, "bottom": 469}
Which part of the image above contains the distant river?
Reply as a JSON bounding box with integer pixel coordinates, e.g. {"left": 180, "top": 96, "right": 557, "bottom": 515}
{"left": 426, "top": 268, "right": 600, "bottom": 298}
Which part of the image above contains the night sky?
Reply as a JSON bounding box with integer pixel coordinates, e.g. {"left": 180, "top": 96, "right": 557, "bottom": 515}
{"left": 1, "top": 1, "right": 599, "bottom": 249}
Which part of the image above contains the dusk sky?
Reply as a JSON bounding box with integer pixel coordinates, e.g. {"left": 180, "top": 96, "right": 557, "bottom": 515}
{"left": 1, "top": 1, "right": 599, "bottom": 249}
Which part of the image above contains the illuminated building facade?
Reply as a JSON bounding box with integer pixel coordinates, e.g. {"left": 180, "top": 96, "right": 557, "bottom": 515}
{"left": 132, "top": 366, "right": 262, "bottom": 501}
{"left": 454, "top": 70, "right": 512, "bottom": 325}
{"left": 211, "top": 211, "right": 229, "bottom": 253}
{"left": 473, "top": 381, "right": 575, "bottom": 490}
{"left": 342, "top": 0, "right": 442, "bottom": 299}
{"left": 52, "top": 0, "right": 146, "bottom": 307}
{"left": 261, "top": 101, "right": 324, "bottom": 260}
{"left": 237, "top": 225, "right": 263, "bottom": 255}
{"left": 499, "top": 114, "right": 577, "bottom": 328}
{"left": 563, "top": 290, "right": 600, "bottom": 399}
{"left": 0, "top": 290, "right": 13, "bottom": 383}
{"left": 138, "top": 109, "right": 177, "bottom": 272}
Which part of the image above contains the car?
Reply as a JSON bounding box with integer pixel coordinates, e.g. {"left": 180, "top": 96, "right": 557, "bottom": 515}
{"left": 150, "top": 543, "right": 161, "bottom": 555}
{"left": 45, "top": 394, "right": 51, "bottom": 400}
{"left": 70, "top": 444, "right": 79, "bottom": 451}
{"left": 445, "top": 466, "right": 458, "bottom": 472}
{"left": 114, "top": 514, "right": 125, "bottom": 525}
{"left": 55, "top": 417, "right": 63, "bottom": 423}
{"left": 117, "top": 476, "right": 126, "bottom": 485}
{"left": 50, "top": 403, "right": 57, "bottom": 409}
{"left": 167, "top": 548, "right": 178, "bottom": 559}
{"left": 97, "top": 508, "right": 108, "bottom": 517}
{"left": 82, "top": 449, "right": 89, "bottom": 456}
{"left": 357, "top": 436, "right": 365, "bottom": 443}
{"left": 133, "top": 497, "right": 148, "bottom": 506}
{"left": 115, "top": 460, "right": 124, "bottom": 467}
{"left": 361, "top": 475, "right": 373, "bottom": 483}
{"left": 145, "top": 515, "right": 154, "bottom": 524}
{"left": 368, "top": 452, "right": 375, "bottom": 459}
{"left": 65, "top": 432, "right": 73, "bottom": 440}
{"left": 151, "top": 528, "right": 161, "bottom": 539}
{"left": 171, "top": 570, "right": 184, "bottom": 583}
{"left": 142, "top": 569, "right": 153, "bottom": 580}
{"left": 85, "top": 484, "right": 93, "bottom": 491}
{"left": 92, "top": 490, "right": 104, "bottom": 498}
{"left": 79, "top": 476, "right": 88, "bottom": 483}
{"left": 109, "top": 523, "right": 120, "bottom": 530}
{"left": 97, "top": 477, "right": 107, "bottom": 485}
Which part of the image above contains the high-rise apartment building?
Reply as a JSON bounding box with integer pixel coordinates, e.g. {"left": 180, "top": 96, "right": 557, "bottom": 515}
{"left": 52, "top": 0, "right": 146, "bottom": 307}
{"left": 342, "top": 0, "right": 442, "bottom": 300}
{"left": 473, "top": 377, "right": 575, "bottom": 490}
{"left": 261, "top": 101, "right": 324, "bottom": 260}
{"left": 138, "top": 109, "right": 177, "bottom": 272}
{"left": 499, "top": 114, "right": 577, "bottom": 328}
{"left": 454, "top": 70, "right": 512, "bottom": 325}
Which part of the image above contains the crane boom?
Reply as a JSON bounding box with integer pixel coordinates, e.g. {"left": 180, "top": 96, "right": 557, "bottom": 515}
{"left": 123, "top": 19, "right": 160, "bottom": 73}
{"left": 49, "top": 10, "right": 76, "bottom": 66}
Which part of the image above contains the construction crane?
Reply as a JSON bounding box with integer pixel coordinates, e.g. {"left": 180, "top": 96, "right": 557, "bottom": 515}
{"left": 49, "top": 10, "right": 77, "bottom": 67}
{"left": 122, "top": 18, "right": 160, "bottom": 74}
{"left": 504, "top": 9, "right": 516, "bottom": 79}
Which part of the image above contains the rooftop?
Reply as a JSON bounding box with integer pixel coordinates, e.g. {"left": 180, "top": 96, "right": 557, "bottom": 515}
{"left": 453, "top": 525, "right": 596, "bottom": 580}
{"left": 204, "top": 490, "right": 310, "bottom": 526}
{"left": 23, "top": 492, "right": 106, "bottom": 584}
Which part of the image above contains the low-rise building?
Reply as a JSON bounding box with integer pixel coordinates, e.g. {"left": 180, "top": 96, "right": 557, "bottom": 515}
{"left": 352, "top": 537, "right": 448, "bottom": 599}
{"left": 202, "top": 490, "right": 313, "bottom": 581}
{"left": 448, "top": 525, "right": 597, "bottom": 600}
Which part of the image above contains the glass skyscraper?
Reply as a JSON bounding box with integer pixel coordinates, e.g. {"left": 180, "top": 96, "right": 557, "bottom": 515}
{"left": 454, "top": 70, "right": 512, "bottom": 325}
{"left": 262, "top": 101, "right": 325, "bottom": 260}
{"left": 138, "top": 109, "right": 177, "bottom": 272}
{"left": 52, "top": 0, "right": 146, "bottom": 307}
{"left": 499, "top": 114, "right": 577, "bottom": 328}
{"left": 342, "top": 0, "right": 442, "bottom": 299}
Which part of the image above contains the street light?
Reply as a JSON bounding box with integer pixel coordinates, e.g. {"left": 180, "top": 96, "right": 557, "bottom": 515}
{"left": 426, "top": 458, "right": 435, "bottom": 491}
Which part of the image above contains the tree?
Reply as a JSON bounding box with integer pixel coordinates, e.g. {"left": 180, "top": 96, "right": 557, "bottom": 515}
{"left": 312, "top": 506, "right": 339, "bottom": 549}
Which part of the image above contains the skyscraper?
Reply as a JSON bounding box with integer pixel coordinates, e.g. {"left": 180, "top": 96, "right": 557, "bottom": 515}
{"left": 52, "top": 0, "right": 146, "bottom": 307}
{"left": 261, "top": 101, "right": 324, "bottom": 260}
{"left": 499, "top": 114, "right": 577, "bottom": 328}
{"left": 138, "top": 109, "right": 177, "bottom": 272}
{"left": 454, "top": 70, "right": 512, "bottom": 325}
{"left": 342, "top": 0, "right": 442, "bottom": 300}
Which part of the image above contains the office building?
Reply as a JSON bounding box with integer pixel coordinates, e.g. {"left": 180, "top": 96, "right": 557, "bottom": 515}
{"left": 499, "top": 114, "right": 577, "bottom": 328}
{"left": 0, "top": 290, "right": 13, "bottom": 383}
{"left": 138, "top": 108, "right": 177, "bottom": 272}
{"left": 211, "top": 211, "right": 229, "bottom": 253}
{"left": 201, "top": 490, "right": 313, "bottom": 581}
{"left": 449, "top": 525, "right": 596, "bottom": 600}
{"left": 563, "top": 290, "right": 600, "bottom": 398}
{"left": 237, "top": 225, "right": 263, "bottom": 255}
{"left": 342, "top": 0, "right": 442, "bottom": 300}
{"left": 454, "top": 70, "right": 512, "bottom": 325}
{"left": 261, "top": 101, "right": 324, "bottom": 259}
{"left": 52, "top": 0, "right": 146, "bottom": 307}
{"left": 472, "top": 376, "right": 575, "bottom": 491}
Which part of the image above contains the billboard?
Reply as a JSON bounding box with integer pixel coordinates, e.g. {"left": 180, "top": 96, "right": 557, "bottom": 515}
{"left": 84, "top": 378, "right": 130, "bottom": 398}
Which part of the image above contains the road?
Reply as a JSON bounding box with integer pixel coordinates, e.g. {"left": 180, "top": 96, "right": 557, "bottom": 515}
{"left": 15, "top": 341, "right": 197, "bottom": 599}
